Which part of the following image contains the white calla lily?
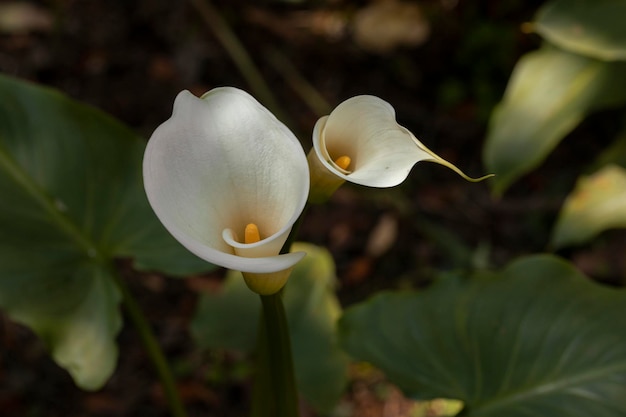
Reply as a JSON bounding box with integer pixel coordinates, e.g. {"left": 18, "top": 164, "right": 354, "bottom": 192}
{"left": 308, "top": 95, "right": 492, "bottom": 202}
{"left": 143, "top": 87, "right": 309, "bottom": 295}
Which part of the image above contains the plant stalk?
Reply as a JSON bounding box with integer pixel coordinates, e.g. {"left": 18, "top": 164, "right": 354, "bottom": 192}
{"left": 250, "top": 205, "right": 307, "bottom": 416}
{"left": 189, "top": 0, "right": 287, "bottom": 123}
{"left": 251, "top": 292, "right": 300, "bottom": 417}
{"left": 113, "top": 274, "right": 188, "bottom": 417}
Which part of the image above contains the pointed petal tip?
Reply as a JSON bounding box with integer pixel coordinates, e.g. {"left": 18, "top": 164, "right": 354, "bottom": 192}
{"left": 426, "top": 158, "right": 494, "bottom": 183}
{"left": 465, "top": 173, "right": 496, "bottom": 183}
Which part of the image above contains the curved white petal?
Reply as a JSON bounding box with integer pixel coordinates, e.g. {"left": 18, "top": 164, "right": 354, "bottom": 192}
{"left": 311, "top": 95, "right": 491, "bottom": 188}
{"left": 143, "top": 87, "right": 309, "bottom": 275}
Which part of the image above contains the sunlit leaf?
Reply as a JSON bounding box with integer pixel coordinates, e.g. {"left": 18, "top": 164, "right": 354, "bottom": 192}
{"left": 552, "top": 164, "right": 626, "bottom": 248}
{"left": 483, "top": 45, "right": 626, "bottom": 194}
{"left": 340, "top": 255, "right": 626, "bottom": 417}
{"left": 0, "top": 75, "right": 210, "bottom": 390}
{"left": 192, "top": 242, "right": 349, "bottom": 413}
{"left": 535, "top": 0, "right": 626, "bottom": 61}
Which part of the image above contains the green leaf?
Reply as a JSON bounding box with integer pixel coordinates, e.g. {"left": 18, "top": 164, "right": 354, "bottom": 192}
{"left": 339, "top": 255, "right": 626, "bottom": 417}
{"left": 191, "top": 268, "right": 259, "bottom": 351}
{"left": 192, "top": 242, "right": 349, "bottom": 413}
{"left": 0, "top": 75, "right": 210, "bottom": 389}
{"left": 593, "top": 128, "right": 626, "bottom": 170}
{"left": 483, "top": 45, "right": 626, "bottom": 194}
{"left": 535, "top": 0, "right": 626, "bottom": 61}
{"left": 552, "top": 164, "right": 626, "bottom": 248}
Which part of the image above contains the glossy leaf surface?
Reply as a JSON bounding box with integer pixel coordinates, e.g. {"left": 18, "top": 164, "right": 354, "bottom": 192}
{"left": 0, "top": 75, "right": 209, "bottom": 389}
{"left": 340, "top": 255, "right": 626, "bottom": 417}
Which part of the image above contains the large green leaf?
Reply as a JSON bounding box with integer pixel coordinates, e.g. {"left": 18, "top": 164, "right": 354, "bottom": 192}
{"left": 483, "top": 45, "right": 626, "bottom": 194}
{"left": 535, "top": 0, "right": 626, "bottom": 61}
{"left": 0, "top": 75, "right": 210, "bottom": 390}
{"left": 192, "top": 242, "right": 349, "bottom": 413}
{"left": 340, "top": 255, "right": 626, "bottom": 417}
{"left": 552, "top": 164, "right": 626, "bottom": 248}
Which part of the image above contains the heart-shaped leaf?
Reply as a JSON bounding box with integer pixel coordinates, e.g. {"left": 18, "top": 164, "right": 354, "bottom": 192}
{"left": 552, "top": 164, "right": 626, "bottom": 248}
{"left": 192, "top": 242, "right": 349, "bottom": 413}
{"left": 0, "top": 75, "right": 210, "bottom": 390}
{"left": 483, "top": 45, "right": 626, "bottom": 194}
{"left": 535, "top": 0, "right": 626, "bottom": 61}
{"left": 340, "top": 255, "right": 626, "bottom": 417}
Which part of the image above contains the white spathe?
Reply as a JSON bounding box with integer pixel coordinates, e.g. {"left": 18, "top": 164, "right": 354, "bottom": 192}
{"left": 143, "top": 87, "right": 309, "bottom": 294}
{"left": 309, "top": 95, "right": 490, "bottom": 196}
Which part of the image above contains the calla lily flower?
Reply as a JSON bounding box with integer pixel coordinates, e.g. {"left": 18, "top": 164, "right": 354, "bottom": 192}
{"left": 143, "top": 87, "right": 309, "bottom": 295}
{"left": 308, "top": 95, "right": 492, "bottom": 202}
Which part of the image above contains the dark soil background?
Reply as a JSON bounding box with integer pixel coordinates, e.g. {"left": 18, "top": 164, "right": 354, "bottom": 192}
{"left": 1, "top": 1, "right": 625, "bottom": 416}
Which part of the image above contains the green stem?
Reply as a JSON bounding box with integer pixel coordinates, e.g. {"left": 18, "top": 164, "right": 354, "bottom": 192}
{"left": 189, "top": 0, "right": 288, "bottom": 123}
{"left": 280, "top": 207, "right": 308, "bottom": 255}
{"left": 252, "top": 292, "right": 299, "bottom": 417}
{"left": 264, "top": 47, "right": 331, "bottom": 117}
{"left": 113, "top": 274, "right": 188, "bottom": 417}
{"left": 251, "top": 207, "right": 308, "bottom": 416}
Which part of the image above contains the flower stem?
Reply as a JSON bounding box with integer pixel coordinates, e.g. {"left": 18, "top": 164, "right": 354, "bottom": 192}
{"left": 189, "top": 0, "right": 289, "bottom": 124}
{"left": 251, "top": 292, "right": 299, "bottom": 417}
{"left": 280, "top": 207, "right": 308, "bottom": 255}
{"left": 113, "top": 274, "right": 188, "bottom": 417}
{"left": 251, "top": 208, "right": 307, "bottom": 416}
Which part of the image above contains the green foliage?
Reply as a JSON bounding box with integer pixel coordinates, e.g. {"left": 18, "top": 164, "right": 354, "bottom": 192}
{"left": 483, "top": 45, "right": 626, "bottom": 194}
{"left": 484, "top": 0, "right": 626, "bottom": 195}
{"left": 2, "top": 1, "right": 625, "bottom": 410}
{"left": 552, "top": 164, "right": 626, "bottom": 248}
{"left": 191, "top": 269, "right": 258, "bottom": 352}
{"left": 0, "top": 75, "right": 210, "bottom": 390}
{"left": 340, "top": 255, "right": 626, "bottom": 417}
{"left": 593, "top": 127, "right": 626, "bottom": 170}
{"left": 535, "top": 0, "right": 626, "bottom": 61}
{"left": 192, "top": 242, "right": 349, "bottom": 414}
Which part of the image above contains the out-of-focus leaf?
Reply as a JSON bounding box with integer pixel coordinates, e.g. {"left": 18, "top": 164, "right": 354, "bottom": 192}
{"left": 552, "top": 164, "right": 626, "bottom": 248}
{"left": 0, "top": 75, "right": 210, "bottom": 390}
{"left": 192, "top": 242, "right": 349, "bottom": 413}
{"left": 483, "top": 45, "right": 626, "bottom": 194}
{"left": 340, "top": 255, "right": 626, "bottom": 417}
{"left": 535, "top": 0, "right": 626, "bottom": 61}
{"left": 593, "top": 128, "right": 626, "bottom": 170}
{"left": 191, "top": 270, "right": 259, "bottom": 351}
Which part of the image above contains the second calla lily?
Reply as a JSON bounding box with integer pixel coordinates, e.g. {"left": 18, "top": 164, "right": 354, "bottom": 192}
{"left": 308, "top": 95, "right": 492, "bottom": 202}
{"left": 143, "top": 87, "right": 309, "bottom": 295}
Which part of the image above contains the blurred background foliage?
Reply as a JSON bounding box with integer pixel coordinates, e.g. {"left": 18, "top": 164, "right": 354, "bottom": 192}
{"left": 1, "top": 0, "right": 625, "bottom": 416}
